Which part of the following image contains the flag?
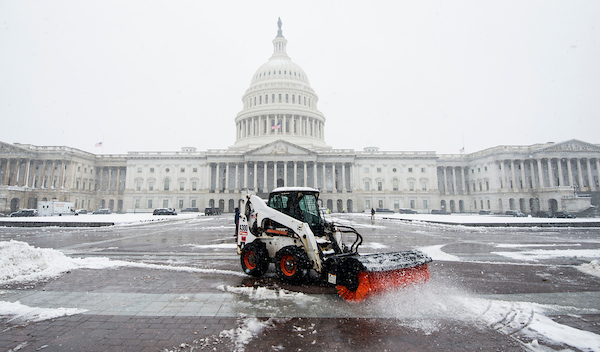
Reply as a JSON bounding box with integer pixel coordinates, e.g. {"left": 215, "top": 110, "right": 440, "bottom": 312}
{"left": 271, "top": 122, "right": 281, "bottom": 130}
{"left": 95, "top": 142, "right": 103, "bottom": 147}
{"left": 459, "top": 147, "right": 464, "bottom": 153}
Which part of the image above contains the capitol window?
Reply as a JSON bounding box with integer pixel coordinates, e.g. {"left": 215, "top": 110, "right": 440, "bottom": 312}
{"left": 377, "top": 182, "right": 382, "bottom": 191}
{"left": 180, "top": 167, "right": 185, "bottom": 172}
{"left": 286, "top": 94, "right": 288, "bottom": 103}
{"left": 148, "top": 181, "right": 154, "bottom": 191}
{"left": 179, "top": 182, "right": 184, "bottom": 191}
{"left": 150, "top": 168, "right": 154, "bottom": 173}
{"left": 164, "top": 178, "right": 170, "bottom": 191}
{"left": 365, "top": 181, "right": 370, "bottom": 191}
{"left": 265, "top": 95, "right": 268, "bottom": 103}
{"left": 279, "top": 94, "right": 282, "bottom": 103}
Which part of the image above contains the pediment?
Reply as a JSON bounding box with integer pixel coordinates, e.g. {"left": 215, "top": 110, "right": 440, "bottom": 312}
{"left": 538, "top": 139, "right": 600, "bottom": 153}
{"left": 0, "top": 141, "right": 29, "bottom": 155}
{"left": 246, "top": 140, "right": 314, "bottom": 156}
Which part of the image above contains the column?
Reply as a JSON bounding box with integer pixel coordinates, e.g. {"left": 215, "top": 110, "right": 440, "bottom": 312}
{"left": 274, "top": 161, "right": 278, "bottom": 188}
{"left": 225, "top": 163, "right": 230, "bottom": 191}
{"left": 341, "top": 163, "right": 346, "bottom": 191}
{"left": 567, "top": 159, "right": 574, "bottom": 187}
{"left": 442, "top": 166, "right": 449, "bottom": 194}
{"left": 322, "top": 162, "right": 327, "bottom": 191}
{"left": 116, "top": 166, "right": 121, "bottom": 192}
{"left": 536, "top": 159, "right": 544, "bottom": 188}
{"left": 576, "top": 158, "right": 584, "bottom": 190}
{"left": 520, "top": 160, "right": 526, "bottom": 189}
{"left": 293, "top": 161, "right": 298, "bottom": 186}
{"left": 24, "top": 159, "right": 31, "bottom": 188}
{"left": 235, "top": 163, "right": 239, "bottom": 191}
{"left": 216, "top": 163, "right": 220, "bottom": 193}
{"left": 15, "top": 159, "right": 21, "bottom": 187}
{"left": 284, "top": 162, "right": 288, "bottom": 187}
{"left": 243, "top": 163, "right": 248, "bottom": 191}
{"left": 303, "top": 162, "right": 308, "bottom": 188}
{"left": 586, "top": 159, "right": 594, "bottom": 191}
{"left": 557, "top": 159, "right": 564, "bottom": 186}
{"left": 263, "top": 162, "right": 267, "bottom": 192}
{"left": 452, "top": 167, "right": 458, "bottom": 194}
{"left": 463, "top": 166, "right": 468, "bottom": 193}
{"left": 546, "top": 159, "right": 554, "bottom": 187}
{"left": 253, "top": 162, "right": 257, "bottom": 191}
{"left": 500, "top": 161, "right": 506, "bottom": 189}
{"left": 205, "top": 163, "right": 210, "bottom": 190}
{"left": 3, "top": 159, "right": 10, "bottom": 185}
{"left": 313, "top": 161, "right": 317, "bottom": 188}
{"left": 596, "top": 159, "right": 600, "bottom": 190}
{"left": 511, "top": 160, "right": 517, "bottom": 190}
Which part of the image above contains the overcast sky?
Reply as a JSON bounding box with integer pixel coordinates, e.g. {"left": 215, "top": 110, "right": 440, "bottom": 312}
{"left": 1, "top": 0, "right": 599, "bottom": 155}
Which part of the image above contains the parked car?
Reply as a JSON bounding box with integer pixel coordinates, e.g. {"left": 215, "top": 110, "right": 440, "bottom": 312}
{"left": 505, "top": 210, "right": 526, "bottom": 217}
{"left": 75, "top": 209, "right": 88, "bottom": 214}
{"left": 534, "top": 211, "right": 552, "bottom": 218}
{"left": 10, "top": 209, "right": 37, "bottom": 217}
{"left": 478, "top": 210, "right": 492, "bottom": 215}
{"left": 398, "top": 209, "right": 418, "bottom": 214}
{"left": 204, "top": 207, "right": 222, "bottom": 216}
{"left": 553, "top": 211, "right": 576, "bottom": 218}
{"left": 375, "top": 208, "right": 394, "bottom": 213}
{"left": 432, "top": 209, "right": 451, "bottom": 215}
{"left": 92, "top": 209, "right": 112, "bottom": 214}
{"left": 181, "top": 207, "right": 200, "bottom": 213}
{"left": 153, "top": 208, "right": 177, "bottom": 215}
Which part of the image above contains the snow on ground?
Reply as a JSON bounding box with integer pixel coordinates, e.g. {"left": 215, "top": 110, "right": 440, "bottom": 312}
{"left": 381, "top": 213, "right": 600, "bottom": 224}
{"left": 417, "top": 244, "right": 461, "bottom": 261}
{"left": 217, "top": 285, "right": 316, "bottom": 302}
{"left": 579, "top": 260, "right": 600, "bottom": 278}
{"left": 492, "top": 248, "right": 600, "bottom": 262}
{"left": 0, "top": 213, "right": 203, "bottom": 225}
{"left": 0, "top": 300, "right": 86, "bottom": 323}
{"left": 366, "top": 281, "right": 600, "bottom": 351}
{"left": 0, "top": 240, "right": 246, "bottom": 286}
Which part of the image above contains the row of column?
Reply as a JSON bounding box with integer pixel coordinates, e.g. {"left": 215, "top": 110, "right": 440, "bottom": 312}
{"left": 236, "top": 115, "right": 324, "bottom": 140}
{"left": 209, "top": 161, "right": 351, "bottom": 193}
{"left": 439, "top": 166, "right": 469, "bottom": 195}
{"left": 500, "top": 157, "right": 599, "bottom": 191}
{"left": 0, "top": 158, "right": 129, "bottom": 193}
{"left": 439, "top": 157, "right": 600, "bottom": 195}
{"left": 96, "top": 167, "right": 126, "bottom": 193}
{"left": 0, "top": 158, "right": 67, "bottom": 189}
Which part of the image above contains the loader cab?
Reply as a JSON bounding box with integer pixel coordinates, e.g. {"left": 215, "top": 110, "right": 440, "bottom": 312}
{"left": 268, "top": 187, "right": 325, "bottom": 235}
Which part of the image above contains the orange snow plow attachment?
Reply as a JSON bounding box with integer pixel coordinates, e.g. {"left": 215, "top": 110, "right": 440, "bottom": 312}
{"left": 330, "top": 251, "right": 432, "bottom": 302}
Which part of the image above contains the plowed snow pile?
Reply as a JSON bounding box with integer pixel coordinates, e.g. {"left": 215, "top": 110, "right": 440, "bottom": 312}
{"left": 0, "top": 240, "right": 246, "bottom": 286}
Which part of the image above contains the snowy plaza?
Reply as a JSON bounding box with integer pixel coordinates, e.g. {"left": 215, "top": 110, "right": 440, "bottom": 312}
{"left": 1, "top": 213, "right": 599, "bottom": 351}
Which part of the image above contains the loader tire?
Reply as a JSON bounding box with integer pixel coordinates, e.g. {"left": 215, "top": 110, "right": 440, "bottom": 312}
{"left": 240, "top": 241, "right": 269, "bottom": 277}
{"left": 275, "top": 246, "right": 310, "bottom": 284}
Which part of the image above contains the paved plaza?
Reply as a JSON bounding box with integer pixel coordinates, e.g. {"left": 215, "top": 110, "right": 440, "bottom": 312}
{"left": 1, "top": 214, "right": 599, "bottom": 351}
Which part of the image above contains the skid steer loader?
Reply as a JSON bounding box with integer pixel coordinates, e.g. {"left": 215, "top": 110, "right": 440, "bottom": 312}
{"left": 236, "top": 187, "right": 432, "bottom": 302}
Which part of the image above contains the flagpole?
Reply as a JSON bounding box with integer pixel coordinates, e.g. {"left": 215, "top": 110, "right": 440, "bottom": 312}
{"left": 102, "top": 134, "right": 104, "bottom": 154}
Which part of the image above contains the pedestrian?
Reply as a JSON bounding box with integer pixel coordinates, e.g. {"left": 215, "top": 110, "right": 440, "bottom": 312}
{"left": 371, "top": 208, "right": 375, "bottom": 220}
{"left": 234, "top": 207, "right": 240, "bottom": 237}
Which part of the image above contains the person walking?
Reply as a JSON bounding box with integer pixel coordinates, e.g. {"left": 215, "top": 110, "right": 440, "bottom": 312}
{"left": 371, "top": 208, "right": 375, "bottom": 220}
{"left": 234, "top": 207, "right": 240, "bottom": 237}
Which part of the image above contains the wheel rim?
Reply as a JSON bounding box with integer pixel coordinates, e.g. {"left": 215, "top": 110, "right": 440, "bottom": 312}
{"left": 280, "top": 254, "right": 297, "bottom": 276}
{"left": 243, "top": 251, "right": 257, "bottom": 270}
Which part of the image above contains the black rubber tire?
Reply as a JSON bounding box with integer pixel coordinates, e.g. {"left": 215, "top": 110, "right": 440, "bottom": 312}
{"left": 274, "top": 246, "right": 310, "bottom": 283}
{"left": 240, "top": 241, "right": 270, "bottom": 277}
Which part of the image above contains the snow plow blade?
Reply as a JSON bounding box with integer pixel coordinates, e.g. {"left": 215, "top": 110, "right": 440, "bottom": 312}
{"left": 332, "top": 250, "right": 432, "bottom": 302}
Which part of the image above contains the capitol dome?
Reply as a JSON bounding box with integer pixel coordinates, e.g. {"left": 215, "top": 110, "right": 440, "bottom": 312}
{"left": 231, "top": 18, "right": 328, "bottom": 150}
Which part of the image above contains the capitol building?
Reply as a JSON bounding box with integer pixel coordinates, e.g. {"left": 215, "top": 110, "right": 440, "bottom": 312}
{"left": 1, "top": 20, "right": 599, "bottom": 216}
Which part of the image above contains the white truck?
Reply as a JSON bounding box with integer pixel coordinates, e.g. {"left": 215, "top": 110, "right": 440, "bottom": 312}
{"left": 37, "top": 201, "right": 75, "bottom": 217}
